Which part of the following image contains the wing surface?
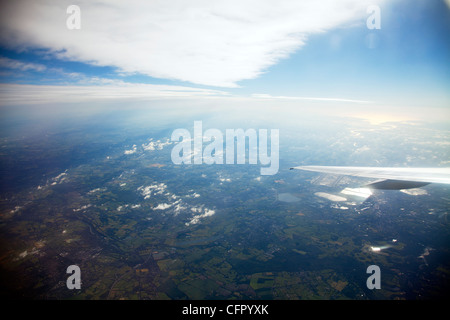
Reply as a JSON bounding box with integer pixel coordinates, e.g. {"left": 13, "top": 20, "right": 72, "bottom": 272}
{"left": 290, "top": 166, "right": 450, "bottom": 189}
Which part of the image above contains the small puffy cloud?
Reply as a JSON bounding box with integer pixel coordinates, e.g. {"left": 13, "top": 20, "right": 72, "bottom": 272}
{"left": 138, "top": 183, "right": 168, "bottom": 199}
{"left": 154, "top": 203, "right": 172, "bottom": 210}
{"left": 185, "top": 192, "right": 201, "bottom": 198}
{"left": 173, "top": 202, "right": 187, "bottom": 215}
{"left": 142, "top": 139, "right": 172, "bottom": 151}
{"left": 186, "top": 208, "right": 215, "bottom": 226}
{"left": 88, "top": 187, "right": 106, "bottom": 193}
{"left": 124, "top": 145, "right": 137, "bottom": 155}
{"left": 51, "top": 171, "right": 68, "bottom": 185}
{"left": 73, "top": 204, "right": 92, "bottom": 212}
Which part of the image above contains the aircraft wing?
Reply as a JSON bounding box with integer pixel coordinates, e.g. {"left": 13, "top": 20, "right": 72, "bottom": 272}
{"left": 290, "top": 166, "right": 450, "bottom": 190}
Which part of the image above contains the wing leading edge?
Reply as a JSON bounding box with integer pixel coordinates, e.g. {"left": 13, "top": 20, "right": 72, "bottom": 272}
{"left": 290, "top": 166, "right": 450, "bottom": 190}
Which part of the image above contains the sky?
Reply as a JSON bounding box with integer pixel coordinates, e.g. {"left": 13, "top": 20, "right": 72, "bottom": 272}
{"left": 0, "top": 0, "right": 449, "bottom": 123}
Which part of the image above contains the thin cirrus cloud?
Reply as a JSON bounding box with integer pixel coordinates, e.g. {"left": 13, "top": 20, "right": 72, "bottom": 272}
{"left": 0, "top": 0, "right": 381, "bottom": 88}
{"left": 0, "top": 56, "right": 47, "bottom": 72}
{"left": 0, "top": 83, "right": 230, "bottom": 105}
{"left": 251, "top": 94, "right": 373, "bottom": 104}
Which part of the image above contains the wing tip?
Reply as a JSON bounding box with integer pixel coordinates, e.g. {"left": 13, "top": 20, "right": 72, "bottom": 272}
{"left": 290, "top": 165, "right": 314, "bottom": 171}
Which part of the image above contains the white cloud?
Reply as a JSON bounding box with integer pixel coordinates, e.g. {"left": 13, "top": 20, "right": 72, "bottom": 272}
{"left": 0, "top": 0, "right": 381, "bottom": 87}
{"left": 88, "top": 187, "right": 107, "bottom": 194}
{"left": 0, "top": 83, "right": 229, "bottom": 105}
{"left": 124, "top": 145, "right": 137, "bottom": 155}
{"left": 251, "top": 93, "right": 373, "bottom": 104}
{"left": 138, "top": 183, "right": 171, "bottom": 200}
{"left": 73, "top": 204, "right": 92, "bottom": 212}
{"left": 51, "top": 170, "right": 68, "bottom": 185}
{"left": 142, "top": 139, "right": 172, "bottom": 151}
{"left": 173, "top": 202, "right": 187, "bottom": 215}
{"left": 186, "top": 208, "right": 216, "bottom": 226}
{"left": 0, "top": 56, "right": 46, "bottom": 72}
{"left": 154, "top": 203, "right": 172, "bottom": 210}
{"left": 53, "top": 171, "right": 67, "bottom": 181}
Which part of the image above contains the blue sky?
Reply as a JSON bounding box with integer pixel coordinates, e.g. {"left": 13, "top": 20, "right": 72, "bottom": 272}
{"left": 227, "top": 0, "right": 450, "bottom": 108}
{"left": 0, "top": 0, "right": 449, "bottom": 114}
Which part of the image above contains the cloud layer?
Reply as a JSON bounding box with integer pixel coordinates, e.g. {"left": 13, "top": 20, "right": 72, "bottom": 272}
{"left": 0, "top": 83, "right": 229, "bottom": 105}
{"left": 0, "top": 0, "right": 379, "bottom": 87}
